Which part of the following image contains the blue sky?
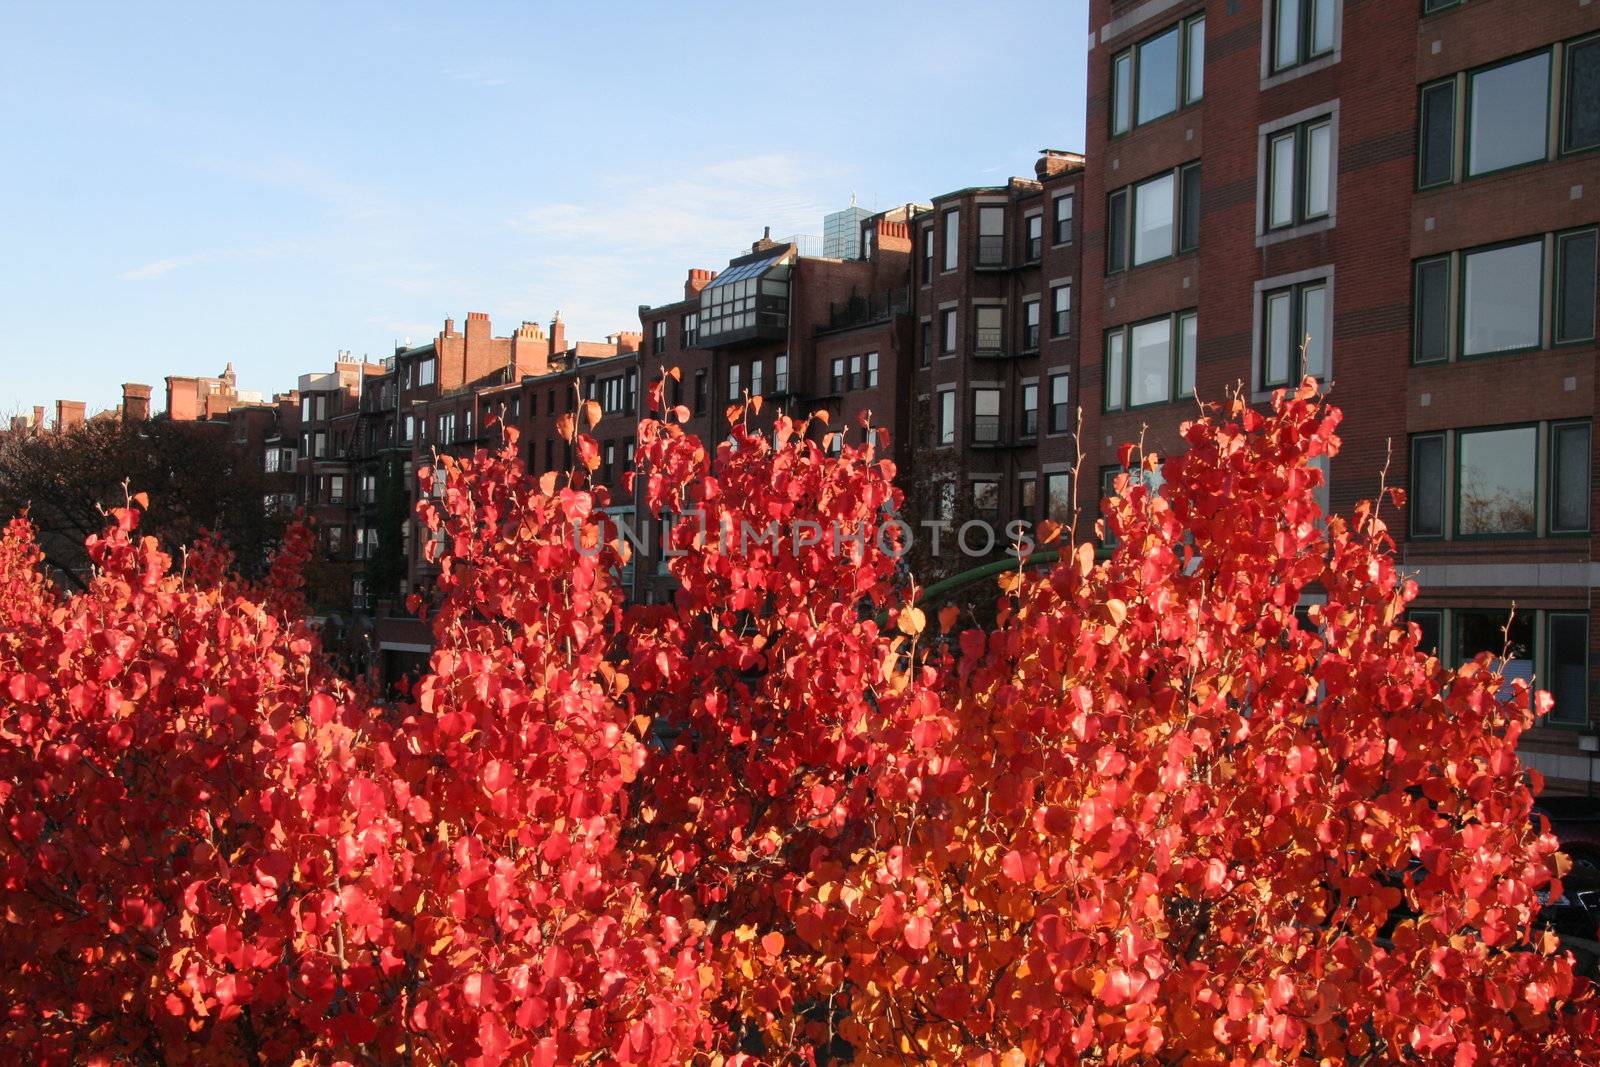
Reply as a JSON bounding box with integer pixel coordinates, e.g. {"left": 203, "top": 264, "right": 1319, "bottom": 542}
{"left": 0, "top": 1, "right": 1088, "bottom": 416}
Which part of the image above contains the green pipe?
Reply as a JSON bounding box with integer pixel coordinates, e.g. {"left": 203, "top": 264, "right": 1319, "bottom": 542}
{"left": 915, "top": 549, "right": 1061, "bottom": 607}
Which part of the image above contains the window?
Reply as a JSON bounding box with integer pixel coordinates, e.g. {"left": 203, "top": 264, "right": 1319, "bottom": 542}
{"left": 728, "top": 363, "right": 741, "bottom": 400}
{"left": 1414, "top": 230, "right": 1596, "bottom": 362}
{"left": 774, "top": 353, "right": 789, "bottom": 393}
{"left": 750, "top": 359, "right": 764, "bottom": 397}
{"left": 1023, "top": 300, "right": 1041, "bottom": 350}
{"left": 682, "top": 312, "right": 698, "bottom": 348}
{"left": 1556, "top": 229, "right": 1598, "bottom": 345}
{"left": 920, "top": 322, "right": 932, "bottom": 368}
{"left": 626, "top": 369, "right": 638, "bottom": 413}
{"left": 978, "top": 206, "right": 1005, "bottom": 267}
{"left": 1020, "top": 476, "right": 1037, "bottom": 516}
{"left": 1469, "top": 52, "right": 1551, "bottom": 177}
{"left": 1422, "top": 0, "right": 1459, "bottom": 11}
{"left": 1025, "top": 215, "right": 1043, "bottom": 261}
{"left": 1021, "top": 383, "right": 1038, "bottom": 437}
{"left": 1048, "top": 374, "right": 1071, "bottom": 433}
{"left": 1412, "top": 422, "right": 1590, "bottom": 539}
{"left": 1271, "top": 0, "right": 1336, "bottom": 74}
{"left": 1455, "top": 609, "right": 1534, "bottom": 689}
{"left": 972, "top": 480, "right": 999, "bottom": 520}
{"left": 694, "top": 370, "right": 707, "bottom": 415}
{"left": 1266, "top": 116, "right": 1332, "bottom": 231}
{"left": 328, "top": 475, "right": 345, "bottom": 505}
{"left": 1414, "top": 435, "right": 1452, "bottom": 543}
{"left": 1458, "top": 426, "right": 1538, "bottom": 536}
{"left": 1046, "top": 473, "right": 1073, "bottom": 523}
{"left": 327, "top": 525, "right": 343, "bottom": 553}
{"left": 652, "top": 321, "right": 667, "bottom": 354}
{"left": 1053, "top": 194, "right": 1074, "bottom": 244}
{"left": 921, "top": 227, "right": 934, "bottom": 283}
{"left": 943, "top": 210, "right": 960, "bottom": 270}
{"left": 1547, "top": 613, "right": 1590, "bottom": 725}
{"left": 1110, "top": 15, "right": 1205, "bottom": 135}
{"left": 971, "top": 389, "right": 1000, "bottom": 444}
{"left": 1551, "top": 421, "right": 1591, "bottom": 535}
{"left": 1564, "top": 35, "right": 1600, "bottom": 155}
{"left": 1261, "top": 280, "right": 1329, "bottom": 387}
{"left": 1107, "top": 163, "right": 1200, "bottom": 272}
{"left": 847, "top": 355, "right": 861, "bottom": 391}
{"left": 941, "top": 309, "right": 957, "bottom": 356}
{"left": 865, "top": 352, "right": 879, "bottom": 388}
{"left": 417, "top": 358, "right": 436, "bottom": 387}
{"left": 1409, "top": 609, "right": 1443, "bottom": 656}
{"left": 975, "top": 307, "right": 1002, "bottom": 356}
{"left": 938, "top": 390, "right": 956, "bottom": 446}
{"left": 1104, "top": 311, "right": 1196, "bottom": 411}
{"left": 1052, "top": 285, "right": 1072, "bottom": 337}
{"left": 1418, "top": 80, "right": 1456, "bottom": 188}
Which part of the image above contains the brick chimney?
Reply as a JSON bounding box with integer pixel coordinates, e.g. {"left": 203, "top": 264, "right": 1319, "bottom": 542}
{"left": 1035, "top": 148, "right": 1085, "bottom": 180}
{"left": 165, "top": 377, "right": 200, "bottom": 421}
{"left": 548, "top": 313, "right": 567, "bottom": 359}
{"left": 512, "top": 321, "right": 549, "bottom": 378}
{"left": 876, "top": 218, "right": 912, "bottom": 253}
{"left": 55, "top": 400, "right": 86, "bottom": 432}
{"left": 613, "top": 330, "right": 643, "bottom": 354}
{"left": 685, "top": 268, "right": 717, "bottom": 299}
{"left": 121, "top": 383, "right": 152, "bottom": 421}
{"left": 32, "top": 405, "right": 44, "bottom": 429}
{"left": 751, "top": 226, "right": 778, "bottom": 254}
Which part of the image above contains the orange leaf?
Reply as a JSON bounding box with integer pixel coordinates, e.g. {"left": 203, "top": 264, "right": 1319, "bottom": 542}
{"left": 583, "top": 399, "right": 603, "bottom": 429}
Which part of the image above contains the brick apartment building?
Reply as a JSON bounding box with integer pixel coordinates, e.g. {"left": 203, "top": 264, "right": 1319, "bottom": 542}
{"left": 906, "top": 150, "right": 1085, "bottom": 572}
{"left": 1080, "top": 0, "right": 1599, "bottom": 791}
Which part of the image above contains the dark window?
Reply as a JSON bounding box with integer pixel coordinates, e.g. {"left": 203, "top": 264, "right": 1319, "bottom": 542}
{"left": 1019, "top": 476, "right": 1037, "bottom": 515}
{"left": 1409, "top": 609, "right": 1443, "bottom": 657}
{"left": 1023, "top": 300, "right": 1041, "bottom": 350}
{"left": 1021, "top": 383, "right": 1038, "bottom": 437}
{"left": 919, "top": 322, "right": 932, "bottom": 368}
{"left": 941, "top": 309, "right": 957, "bottom": 355}
{"left": 1556, "top": 228, "right": 1598, "bottom": 345}
{"left": 693, "top": 370, "right": 707, "bottom": 415}
{"left": 1454, "top": 610, "right": 1533, "bottom": 683}
{"left": 972, "top": 480, "right": 999, "bottom": 520}
{"left": 1048, "top": 374, "right": 1070, "bottom": 434}
{"left": 975, "top": 306, "right": 1003, "bottom": 357}
{"left": 1179, "top": 162, "right": 1201, "bottom": 252}
{"left": 1550, "top": 421, "right": 1592, "bottom": 534}
{"left": 977, "top": 206, "right": 1005, "bottom": 267}
{"left": 1564, "top": 35, "right": 1600, "bottom": 155}
{"left": 1410, "top": 434, "right": 1446, "bottom": 538}
{"left": 1413, "top": 257, "right": 1451, "bottom": 363}
{"left": 1107, "top": 189, "right": 1128, "bottom": 274}
{"left": 1025, "top": 215, "right": 1043, "bottom": 261}
{"left": 921, "top": 227, "right": 934, "bottom": 283}
{"left": 1422, "top": 0, "right": 1461, "bottom": 12}
{"left": 865, "top": 352, "right": 879, "bottom": 388}
{"left": 1419, "top": 80, "right": 1456, "bottom": 187}
{"left": 1548, "top": 613, "right": 1590, "bottom": 725}
{"left": 652, "top": 321, "right": 667, "bottom": 355}
{"left": 1046, "top": 473, "right": 1073, "bottom": 523}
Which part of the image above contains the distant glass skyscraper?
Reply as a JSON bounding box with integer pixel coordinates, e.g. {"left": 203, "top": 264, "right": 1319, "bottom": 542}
{"left": 823, "top": 202, "right": 874, "bottom": 259}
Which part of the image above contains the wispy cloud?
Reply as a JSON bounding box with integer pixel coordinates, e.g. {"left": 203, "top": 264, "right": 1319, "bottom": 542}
{"left": 115, "top": 239, "right": 309, "bottom": 282}
{"left": 117, "top": 253, "right": 214, "bottom": 281}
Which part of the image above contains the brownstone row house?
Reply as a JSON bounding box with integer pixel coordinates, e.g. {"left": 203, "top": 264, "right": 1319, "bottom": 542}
{"left": 16, "top": 0, "right": 1598, "bottom": 789}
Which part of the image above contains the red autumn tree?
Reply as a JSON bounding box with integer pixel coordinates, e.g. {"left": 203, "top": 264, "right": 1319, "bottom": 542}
{"left": 0, "top": 379, "right": 1594, "bottom": 1064}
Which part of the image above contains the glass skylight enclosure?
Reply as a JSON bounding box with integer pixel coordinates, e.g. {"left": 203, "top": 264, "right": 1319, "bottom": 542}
{"left": 696, "top": 251, "right": 792, "bottom": 346}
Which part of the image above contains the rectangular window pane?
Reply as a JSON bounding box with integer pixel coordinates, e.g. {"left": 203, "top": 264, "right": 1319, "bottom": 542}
{"left": 1273, "top": 0, "right": 1300, "bottom": 72}
{"left": 1415, "top": 257, "right": 1451, "bottom": 362}
{"left": 1469, "top": 52, "right": 1551, "bottom": 176}
{"left": 1178, "top": 312, "right": 1197, "bottom": 397}
{"left": 1457, "top": 426, "right": 1537, "bottom": 536}
{"left": 1565, "top": 36, "right": 1600, "bottom": 154}
{"left": 1301, "top": 284, "right": 1328, "bottom": 379}
{"left": 1133, "top": 173, "right": 1175, "bottom": 265}
{"left": 1455, "top": 610, "right": 1534, "bottom": 689}
{"left": 1108, "top": 191, "right": 1128, "bottom": 273}
{"left": 976, "top": 306, "right": 1003, "bottom": 354}
{"left": 1265, "top": 290, "right": 1294, "bottom": 386}
{"left": 1022, "top": 383, "right": 1038, "bottom": 436}
{"left": 1309, "top": 0, "right": 1335, "bottom": 56}
{"left": 1269, "top": 132, "right": 1296, "bottom": 228}
{"left": 978, "top": 206, "right": 1005, "bottom": 266}
{"left": 1180, "top": 164, "right": 1201, "bottom": 252}
{"left": 1557, "top": 230, "right": 1598, "bottom": 344}
{"left": 1047, "top": 474, "right": 1073, "bottom": 523}
{"left": 1129, "top": 317, "right": 1173, "bottom": 406}
{"left": 1105, "top": 332, "right": 1126, "bottom": 410}
{"left": 939, "top": 391, "right": 955, "bottom": 444}
{"left": 1054, "top": 195, "right": 1073, "bottom": 243}
{"left": 1304, "top": 121, "right": 1331, "bottom": 219}
{"left": 1411, "top": 610, "right": 1443, "bottom": 656}
{"left": 1112, "top": 51, "right": 1133, "bottom": 135}
{"left": 1552, "top": 422, "right": 1591, "bottom": 533}
{"left": 1420, "top": 81, "right": 1456, "bottom": 186}
{"left": 944, "top": 210, "right": 959, "bottom": 270}
{"left": 1137, "top": 26, "right": 1180, "bottom": 125}
{"left": 1548, "top": 614, "right": 1590, "bottom": 725}
{"left": 1463, "top": 240, "right": 1543, "bottom": 355}
{"left": 1412, "top": 436, "right": 1446, "bottom": 537}
{"left": 1185, "top": 17, "right": 1205, "bottom": 104}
